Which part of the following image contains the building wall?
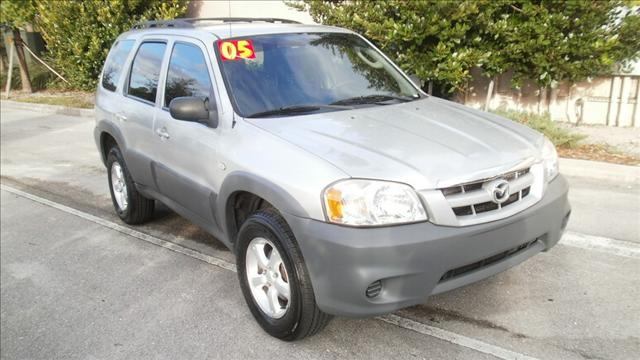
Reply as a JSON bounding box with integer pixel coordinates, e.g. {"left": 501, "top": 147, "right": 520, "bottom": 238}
{"left": 188, "top": 0, "right": 315, "bottom": 24}
{"left": 460, "top": 68, "right": 640, "bottom": 128}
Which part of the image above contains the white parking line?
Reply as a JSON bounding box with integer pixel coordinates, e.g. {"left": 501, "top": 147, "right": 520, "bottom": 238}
{"left": 560, "top": 231, "right": 640, "bottom": 259}
{"left": 377, "top": 314, "right": 539, "bottom": 360}
{"left": 0, "top": 185, "right": 236, "bottom": 272}
{"left": 13, "top": 184, "right": 638, "bottom": 360}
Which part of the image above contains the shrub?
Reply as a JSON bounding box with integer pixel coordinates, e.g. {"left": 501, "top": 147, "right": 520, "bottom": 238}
{"left": 492, "top": 108, "right": 585, "bottom": 148}
{"left": 35, "top": 0, "right": 188, "bottom": 91}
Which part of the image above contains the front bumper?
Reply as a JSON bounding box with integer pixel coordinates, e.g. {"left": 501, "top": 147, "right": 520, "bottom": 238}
{"left": 283, "top": 175, "right": 570, "bottom": 317}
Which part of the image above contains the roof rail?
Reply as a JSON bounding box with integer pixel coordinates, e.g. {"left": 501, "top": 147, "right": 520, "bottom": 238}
{"left": 132, "top": 17, "right": 302, "bottom": 30}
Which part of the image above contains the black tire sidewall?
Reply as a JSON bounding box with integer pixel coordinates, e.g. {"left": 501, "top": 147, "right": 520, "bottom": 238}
{"left": 106, "top": 146, "right": 134, "bottom": 220}
{"left": 236, "top": 214, "right": 303, "bottom": 339}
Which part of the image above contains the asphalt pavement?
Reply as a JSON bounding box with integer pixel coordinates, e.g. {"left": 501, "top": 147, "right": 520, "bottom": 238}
{"left": 1, "top": 101, "right": 639, "bottom": 359}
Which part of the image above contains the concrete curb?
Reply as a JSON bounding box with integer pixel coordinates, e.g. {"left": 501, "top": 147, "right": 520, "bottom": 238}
{"left": 2, "top": 99, "right": 637, "bottom": 185}
{"left": 1, "top": 99, "right": 94, "bottom": 118}
{"left": 560, "top": 157, "right": 639, "bottom": 185}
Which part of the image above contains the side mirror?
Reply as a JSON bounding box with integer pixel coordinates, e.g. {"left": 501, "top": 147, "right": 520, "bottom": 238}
{"left": 169, "top": 96, "right": 218, "bottom": 127}
{"left": 409, "top": 74, "right": 423, "bottom": 88}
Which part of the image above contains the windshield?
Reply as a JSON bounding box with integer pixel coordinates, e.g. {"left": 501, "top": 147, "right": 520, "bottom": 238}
{"left": 216, "top": 32, "right": 421, "bottom": 117}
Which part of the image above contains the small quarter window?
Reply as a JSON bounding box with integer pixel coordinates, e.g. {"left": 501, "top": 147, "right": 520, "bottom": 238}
{"left": 127, "top": 42, "right": 167, "bottom": 104}
{"left": 101, "top": 40, "right": 134, "bottom": 91}
{"left": 164, "top": 43, "right": 213, "bottom": 107}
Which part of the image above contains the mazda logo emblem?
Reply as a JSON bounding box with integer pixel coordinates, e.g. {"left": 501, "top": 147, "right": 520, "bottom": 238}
{"left": 490, "top": 180, "right": 510, "bottom": 204}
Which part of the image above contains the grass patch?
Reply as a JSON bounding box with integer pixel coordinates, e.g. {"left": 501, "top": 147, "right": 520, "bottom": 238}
{"left": 13, "top": 93, "right": 94, "bottom": 109}
{"left": 492, "top": 108, "right": 585, "bottom": 148}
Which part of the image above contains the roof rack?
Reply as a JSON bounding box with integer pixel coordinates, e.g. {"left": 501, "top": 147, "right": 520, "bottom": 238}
{"left": 132, "top": 17, "right": 301, "bottom": 30}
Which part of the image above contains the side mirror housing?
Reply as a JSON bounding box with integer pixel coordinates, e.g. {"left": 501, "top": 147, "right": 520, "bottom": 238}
{"left": 169, "top": 96, "right": 218, "bottom": 127}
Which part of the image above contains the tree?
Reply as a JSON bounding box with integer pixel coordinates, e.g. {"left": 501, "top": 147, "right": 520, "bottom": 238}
{"left": 0, "top": 0, "right": 36, "bottom": 93}
{"left": 291, "top": 0, "right": 640, "bottom": 103}
{"left": 290, "top": 0, "right": 489, "bottom": 95}
{"left": 35, "top": 0, "right": 188, "bottom": 90}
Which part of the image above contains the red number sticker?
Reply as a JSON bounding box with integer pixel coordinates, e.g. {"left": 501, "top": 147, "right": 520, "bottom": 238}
{"left": 218, "top": 39, "right": 255, "bottom": 61}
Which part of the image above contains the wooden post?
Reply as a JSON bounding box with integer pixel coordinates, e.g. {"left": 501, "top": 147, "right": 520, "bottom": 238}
{"left": 12, "top": 29, "right": 32, "bottom": 93}
{"left": 4, "top": 42, "right": 15, "bottom": 99}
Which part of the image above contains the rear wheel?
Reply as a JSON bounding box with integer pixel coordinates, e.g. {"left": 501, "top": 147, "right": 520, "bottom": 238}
{"left": 236, "top": 209, "right": 332, "bottom": 340}
{"left": 106, "top": 146, "right": 154, "bottom": 224}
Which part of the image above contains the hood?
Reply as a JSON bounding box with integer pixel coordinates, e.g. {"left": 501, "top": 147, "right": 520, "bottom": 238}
{"left": 246, "top": 97, "right": 544, "bottom": 189}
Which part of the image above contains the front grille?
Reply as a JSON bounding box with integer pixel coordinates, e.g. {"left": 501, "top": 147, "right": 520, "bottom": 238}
{"left": 439, "top": 239, "right": 539, "bottom": 282}
{"left": 441, "top": 168, "right": 533, "bottom": 219}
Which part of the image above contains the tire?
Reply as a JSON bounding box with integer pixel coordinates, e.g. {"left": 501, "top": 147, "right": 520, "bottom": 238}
{"left": 236, "top": 209, "right": 332, "bottom": 340}
{"left": 106, "top": 145, "right": 154, "bottom": 225}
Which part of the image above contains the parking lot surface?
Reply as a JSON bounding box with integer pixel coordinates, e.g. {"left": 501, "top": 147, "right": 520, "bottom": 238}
{"left": 1, "top": 103, "right": 639, "bottom": 359}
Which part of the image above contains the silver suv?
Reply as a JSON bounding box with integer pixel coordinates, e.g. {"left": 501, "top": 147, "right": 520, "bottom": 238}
{"left": 94, "top": 18, "right": 571, "bottom": 340}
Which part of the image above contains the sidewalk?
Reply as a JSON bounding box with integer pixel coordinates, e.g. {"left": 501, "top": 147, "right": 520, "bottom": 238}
{"left": 559, "top": 157, "right": 639, "bottom": 185}
{"left": 2, "top": 100, "right": 637, "bottom": 185}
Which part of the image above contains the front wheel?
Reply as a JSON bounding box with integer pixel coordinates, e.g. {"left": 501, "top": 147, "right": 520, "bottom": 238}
{"left": 236, "top": 210, "right": 332, "bottom": 340}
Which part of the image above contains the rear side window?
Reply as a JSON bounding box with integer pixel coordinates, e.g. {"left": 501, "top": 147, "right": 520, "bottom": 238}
{"left": 164, "top": 43, "right": 213, "bottom": 107}
{"left": 127, "top": 42, "right": 167, "bottom": 104}
{"left": 101, "top": 40, "right": 134, "bottom": 91}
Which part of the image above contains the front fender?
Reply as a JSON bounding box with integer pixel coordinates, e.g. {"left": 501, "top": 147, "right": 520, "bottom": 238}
{"left": 217, "top": 171, "right": 311, "bottom": 245}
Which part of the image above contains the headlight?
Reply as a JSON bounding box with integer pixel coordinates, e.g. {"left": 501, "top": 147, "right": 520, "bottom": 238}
{"left": 323, "top": 179, "right": 427, "bottom": 226}
{"left": 541, "top": 137, "right": 559, "bottom": 182}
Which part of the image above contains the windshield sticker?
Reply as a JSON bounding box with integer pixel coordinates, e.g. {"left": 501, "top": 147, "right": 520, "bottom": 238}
{"left": 218, "top": 40, "right": 256, "bottom": 61}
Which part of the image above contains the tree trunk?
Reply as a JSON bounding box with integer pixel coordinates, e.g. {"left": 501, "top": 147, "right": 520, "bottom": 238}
{"left": 463, "top": 80, "right": 469, "bottom": 105}
{"left": 484, "top": 77, "right": 495, "bottom": 111}
{"left": 12, "top": 29, "right": 32, "bottom": 93}
{"left": 549, "top": 84, "right": 558, "bottom": 120}
{"left": 537, "top": 86, "right": 548, "bottom": 114}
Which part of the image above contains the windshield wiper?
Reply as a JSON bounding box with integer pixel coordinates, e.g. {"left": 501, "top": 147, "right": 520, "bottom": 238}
{"left": 330, "top": 94, "right": 416, "bottom": 106}
{"left": 246, "top": 104, "right": 348, "bottom": 118}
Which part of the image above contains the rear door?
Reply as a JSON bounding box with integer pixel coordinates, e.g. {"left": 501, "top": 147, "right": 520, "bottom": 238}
{"left": 119, "top": 39, "right": 169, "bottom": 188}
{"left": 152, "top": 37, "right": 222, "bottom": 225}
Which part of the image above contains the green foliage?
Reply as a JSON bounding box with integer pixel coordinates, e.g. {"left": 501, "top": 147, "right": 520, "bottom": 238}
{"left": 0, "top": 0, "right": 36, "bottom": 29}
{"left": 35, "top": 0, "right": 188, "bottom": 90}
{"left": 291, "top": 1, "right": 640, "bottom": 93}
{"left": 492, "top": 108, "right": 585, "bottom": 148}
{"left": 498, "top": 2, "right": 640, "bottom": 88}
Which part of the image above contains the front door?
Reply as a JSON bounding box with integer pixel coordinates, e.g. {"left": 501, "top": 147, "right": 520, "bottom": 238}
{"left": 152, "top": 38, "right": 221, "bottom": 225}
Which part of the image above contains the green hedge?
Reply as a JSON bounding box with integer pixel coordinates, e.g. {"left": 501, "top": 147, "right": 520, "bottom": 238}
{"left": 35, "top": 0, "right": 188, "bottom": 91}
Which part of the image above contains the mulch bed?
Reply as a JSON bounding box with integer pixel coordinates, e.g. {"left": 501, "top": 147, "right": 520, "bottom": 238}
{"left": 558, "top": 144, "right": 640, "bottom": 166}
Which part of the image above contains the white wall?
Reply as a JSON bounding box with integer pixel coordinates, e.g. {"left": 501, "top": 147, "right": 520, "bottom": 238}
{"left": 460, "top": 69, "right": 640, "bottom": 128}
{"left": 188, "top": 0, "right": 315, "bottom": 24}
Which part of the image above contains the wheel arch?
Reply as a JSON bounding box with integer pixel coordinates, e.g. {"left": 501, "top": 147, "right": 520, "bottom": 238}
{"left": 95, "top": 120, "right": 127, "bottom": 166}
{"left": 218, "top": 171, "right": 310, "bottom": 247}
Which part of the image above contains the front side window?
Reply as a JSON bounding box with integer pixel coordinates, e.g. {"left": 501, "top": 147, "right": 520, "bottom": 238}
{"left": 102, "top": 40, "right": 135, "bottom": 91}
{"left": 164, "top": 43, "right": 213, "bottom": 107}
{"left": 127, "top": 42, "right": 167, "bottom": 103}
{"left": 217, "top": 33, "right": 420, "bottom": 117}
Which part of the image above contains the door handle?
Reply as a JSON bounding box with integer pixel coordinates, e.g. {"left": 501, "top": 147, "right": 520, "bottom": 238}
{"left": 115, "top": 113, "right": 127, "bottom": 122}
{"left": 156, "top": 127, "right": 170, "bottom": 140}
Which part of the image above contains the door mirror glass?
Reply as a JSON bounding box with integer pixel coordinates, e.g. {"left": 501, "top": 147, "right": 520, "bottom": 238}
{"left": 169, "top": 96, "right": 210, "bottom": 123}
